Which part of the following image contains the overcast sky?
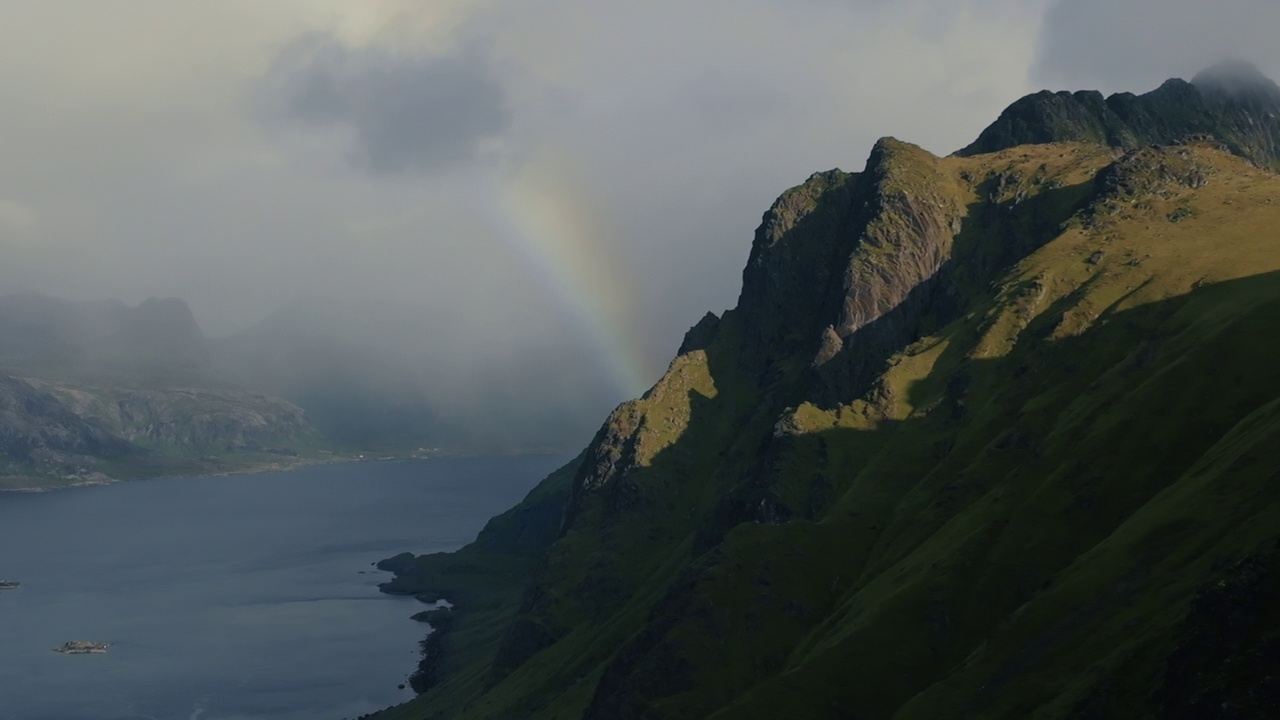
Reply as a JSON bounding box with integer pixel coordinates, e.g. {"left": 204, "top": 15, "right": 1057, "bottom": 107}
{"left": 0, "top": 0, "right": 1274, "bottom": 404}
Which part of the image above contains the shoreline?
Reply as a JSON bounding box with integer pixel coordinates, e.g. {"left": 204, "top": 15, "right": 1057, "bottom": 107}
{"left": 0, "top": 454, "right": 343, "bottom": 494}
{"left": 0, "top": 477, "right": 120, "bottom": 494}
{"left": 0, "top": 449, "right": 575, "bottom": 494}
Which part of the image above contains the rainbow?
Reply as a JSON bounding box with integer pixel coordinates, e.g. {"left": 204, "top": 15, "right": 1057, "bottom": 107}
{"left": 494, "top": 167, "right": 655, "bottom": 399}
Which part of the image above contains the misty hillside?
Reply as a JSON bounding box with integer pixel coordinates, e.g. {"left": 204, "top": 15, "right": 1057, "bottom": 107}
{"left": 211, "top": 297, "right": 441, "bottom": 451}
{"left": 0, "top": 288, "right": 622, "bottom": 487}
{"left": 0, "top": 373, "right": 136, "bottom": 487}
{"left": 0, "top": 294, "right": 210, "bottom": 384}
{"left": 0, "top": 294, "right": 324, "bottom": 487}
{"left": 372, "top": 71, "right": 1280, "bottom": 719}
{"left": 215, "top": 296, "right": 628, "bottom": 453}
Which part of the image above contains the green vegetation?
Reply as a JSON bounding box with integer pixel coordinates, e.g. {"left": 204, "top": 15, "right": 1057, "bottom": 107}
{"left": 372, "top": 136, "right": 1280, "bottom": 719}
{"left": 373, "top": 457, "right": 583, "bottom": 704}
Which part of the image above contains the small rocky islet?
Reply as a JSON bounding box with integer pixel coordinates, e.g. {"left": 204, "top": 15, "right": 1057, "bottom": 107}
{"left": 10, "top": 585, "right": 115, "bottom": 655}
{"left": 54, "top": 641, "right": 110, "bottom": 655}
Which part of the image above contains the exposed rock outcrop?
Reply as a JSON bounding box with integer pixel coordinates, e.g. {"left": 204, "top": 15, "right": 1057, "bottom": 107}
{"left": 28, "top": 380, "right": 313, "bottom": 454}
{"left": 958, "top": 60, "right": 1280, "bottom": 172}
{"left": 0, "top": 374, "right": 134, "bottom": 482}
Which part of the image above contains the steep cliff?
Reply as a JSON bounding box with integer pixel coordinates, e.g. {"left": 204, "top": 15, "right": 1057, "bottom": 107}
{"left": 375, "top": 72, "right": 1280, "bottom": 720}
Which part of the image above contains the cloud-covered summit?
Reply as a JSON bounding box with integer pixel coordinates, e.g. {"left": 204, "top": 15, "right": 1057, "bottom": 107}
{"left": 1034, "top": 0, "right": 1280, "bottom": 93}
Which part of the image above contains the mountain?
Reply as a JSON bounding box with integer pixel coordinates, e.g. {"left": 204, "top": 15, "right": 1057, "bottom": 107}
{"left": 0, "top": 294, "right": 210, "bottom": 384}
{"left": 0, "top": 373, "right": 136, "bottom": 488}
{"left": 0, "top": 294, "right": 321, "bottom": 488}
{"left": 0, "top": 286, "right": 614, "bottom": 487}
{"left": 958, "top": 60, "right": 1280, "bottom": 172}
{"left": 372, "top": 71, "right": 1280, "bottom": 719}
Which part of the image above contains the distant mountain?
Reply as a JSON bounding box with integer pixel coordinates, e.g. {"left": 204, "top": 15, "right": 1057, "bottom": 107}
{"left": 0, "top": 374, "right": 135, "bottom": 487}
{"left": 373, "top": 68, "right": 1280, "bottom": 719}
{"left": 958, "top": 60, "right": 1280, "bottom": 171}
{"left": 0, "top": 374, "right": 317, "bottom": 490}
{"left": 0, "top": 294, "right": 319, "bottom": 488}
{"left": 0, "top": 294, "right": 209, "bottom": 383}
{"left": 0, "top": 287, "right": 617, "bottom": 481}
{"left": 214, "top": 296, "right": 624, "bottom": 453}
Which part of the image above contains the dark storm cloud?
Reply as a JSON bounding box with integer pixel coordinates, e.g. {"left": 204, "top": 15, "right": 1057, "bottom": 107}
{"left": 1034, "top": 0, "right": 1280, "bottom": 93}
{"left": 264, "top": 34, "right": 510, "bottom": 174}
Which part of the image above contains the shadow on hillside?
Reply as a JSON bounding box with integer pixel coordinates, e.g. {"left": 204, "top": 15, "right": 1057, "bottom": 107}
{"left": 392, "top": 168, "right": 1109, "bottom": 715}
{"left": 579, "top": 267, "right": 1280, "bottom": 719}
{"left": 809, "top": 173, "right": 1098, "bottom": 408}
{"left": 375, "top": 142, "right": 1280, "bottom": 714}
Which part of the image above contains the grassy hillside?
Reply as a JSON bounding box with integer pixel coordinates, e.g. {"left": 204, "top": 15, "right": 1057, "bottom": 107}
{"left": 372, "top": 139, "right": 1280, "bottom": 719}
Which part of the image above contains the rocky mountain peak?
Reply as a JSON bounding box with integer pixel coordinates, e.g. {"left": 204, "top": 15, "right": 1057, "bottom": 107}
{"left": 122, "top": 297, "right": 206, "bottom": 348}
{"left": 958, "top": 62, "right": 1280, "bottom": 171}
{"left": 372, "top": 67, "right": 1280, "bottom": 719}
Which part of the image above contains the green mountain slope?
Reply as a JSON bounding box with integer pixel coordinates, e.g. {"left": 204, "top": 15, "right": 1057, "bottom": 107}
{"left": 373, "top": 78, "right": 1280, "bottom": 719}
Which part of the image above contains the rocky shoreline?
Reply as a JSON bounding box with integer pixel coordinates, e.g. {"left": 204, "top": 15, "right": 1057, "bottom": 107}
{"left": 407, "top": 604, "right": 456, "bottom": 693}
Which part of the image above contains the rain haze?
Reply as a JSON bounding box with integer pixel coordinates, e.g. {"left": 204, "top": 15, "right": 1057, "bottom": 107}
{"left": 0, "top": 0, "right": 1274, "bottom": 447}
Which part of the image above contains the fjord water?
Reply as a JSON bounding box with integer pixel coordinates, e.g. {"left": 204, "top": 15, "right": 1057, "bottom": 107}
{"left": 0, "top": 454, "right": 569, "bottom": 720}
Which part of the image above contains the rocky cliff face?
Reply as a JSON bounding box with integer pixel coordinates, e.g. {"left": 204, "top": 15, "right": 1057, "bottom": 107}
{"left": 375, "top": 70, "right": 1280, "bottom": 720}
{"left": 958, "top": 60, "right": 1280, "bottom": 172}
{"left": 0, "top": 293, "right": 325, "bottom": 488}
{"left": 32, "top": 381, "right": 313, "bottom": 453}
{"left": 0, "top": 374, "right": 318, "bottom": 488}
{"left": 0, "top": 374, "right": 135, "bottom": 485}
{"left": 737, "top": 140, "right": 965, "bottom": 387}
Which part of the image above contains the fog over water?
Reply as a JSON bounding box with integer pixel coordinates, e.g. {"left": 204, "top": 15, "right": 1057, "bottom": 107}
{"left": 0, "top": 1, "right": 1273, "bottom": 439}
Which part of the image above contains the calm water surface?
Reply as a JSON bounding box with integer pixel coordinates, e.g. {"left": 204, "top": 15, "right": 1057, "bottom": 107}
{"left": 0, "top": 454, "right": 569, "bottom": 720}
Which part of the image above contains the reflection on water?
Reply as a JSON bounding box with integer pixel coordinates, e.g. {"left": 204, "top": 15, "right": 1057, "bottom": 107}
{"left": 0, "top": 455, "right": 567, "bottom": 720}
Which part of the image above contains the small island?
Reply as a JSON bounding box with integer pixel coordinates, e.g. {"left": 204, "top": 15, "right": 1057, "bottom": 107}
{"left": 54, "top": 641, "right": 110, "bottom": 654}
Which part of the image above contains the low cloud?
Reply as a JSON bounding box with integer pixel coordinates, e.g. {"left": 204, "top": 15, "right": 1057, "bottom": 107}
{"left": 1034, "top": 0, "right": 1280, "bottom": 93}
{"left": 0, "top": 1, "right": 1051, "bottom": 448}
{"left": 263, "top": 34, "right": 510, "bottom": 174}
{"left": 0, "top": 200, "right": 36, "bottom": 236}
